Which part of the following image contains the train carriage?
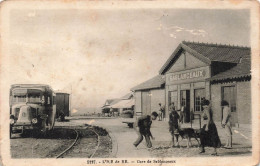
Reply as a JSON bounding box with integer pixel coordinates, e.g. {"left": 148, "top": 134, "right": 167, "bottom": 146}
{"left": 9, "top": 84, "right": 56, "bottom": 138}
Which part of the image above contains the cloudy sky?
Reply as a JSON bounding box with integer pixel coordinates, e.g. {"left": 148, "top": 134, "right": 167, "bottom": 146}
{"left": 6, "top": 8, "right": 250, "bottom": 109}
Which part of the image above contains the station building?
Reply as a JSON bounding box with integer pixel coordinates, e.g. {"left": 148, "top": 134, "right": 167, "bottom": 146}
{"left": 132, "top": 41, "right": 251, "bottom": 126}
{"left": 131, "top": 75, "right": 165, "bottom": 116}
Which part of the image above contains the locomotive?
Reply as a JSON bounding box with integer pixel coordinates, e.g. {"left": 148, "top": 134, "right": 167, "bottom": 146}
{"left": 9, "top": 84, "right": 56, "bottom": 138}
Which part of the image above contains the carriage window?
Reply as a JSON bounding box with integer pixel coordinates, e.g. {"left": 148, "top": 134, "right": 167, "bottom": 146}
{"left": 28, "top": 93, "right": 41, "bottom": 103}
{"left": 194, "top": 89, "right": 205, "bottom": 112}
{"left": 48, "top": 97, "right": 50, "bottom": 105}
{"left": 13, "top": 95, "right": 26, "bottom": 102}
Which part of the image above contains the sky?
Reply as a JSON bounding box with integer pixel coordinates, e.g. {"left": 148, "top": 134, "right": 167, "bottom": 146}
{"left": 6, "top": 9, "right": 250, "bottom": 109}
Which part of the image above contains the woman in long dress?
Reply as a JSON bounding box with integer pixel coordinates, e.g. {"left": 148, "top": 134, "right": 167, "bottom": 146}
{"left": 199, "top": 100, "right": 221, "bottom": 155}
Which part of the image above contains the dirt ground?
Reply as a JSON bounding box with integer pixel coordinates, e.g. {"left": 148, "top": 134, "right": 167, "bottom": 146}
{"left": 10, "top": 126, "right": 112, "bottom": 158}
{"left": 10, "top": 128, "right": 76, "bottom": 158}
{"left": 68, "top": 118, "right": 252, "bottom": 158}
{"left": 148, "top": 141, "right": 252, "bottom": 157}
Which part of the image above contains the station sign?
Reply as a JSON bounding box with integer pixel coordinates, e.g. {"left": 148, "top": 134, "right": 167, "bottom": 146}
{"left": 167, "top": 66, "right": 210, "bottom": 85}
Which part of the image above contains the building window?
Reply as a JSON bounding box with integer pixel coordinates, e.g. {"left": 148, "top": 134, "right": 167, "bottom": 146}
{"left": 194, "top": 89, "right": 205, "bottom": 112}
{"left": 180, "top": 90, "right": 187, "bottom": 107}
{"left": 222, "top": 86, "right": 236, "bottom": 112}
{"left": 169, "top": 91, "right": 177, "bottom": 109}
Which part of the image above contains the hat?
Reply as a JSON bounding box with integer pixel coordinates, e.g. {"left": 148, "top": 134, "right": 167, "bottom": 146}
{"left": 201, "top": 99, "right": 210, "bottom": 106}
{"left": 221, "top": 100, "right": 229, "bottom": 106}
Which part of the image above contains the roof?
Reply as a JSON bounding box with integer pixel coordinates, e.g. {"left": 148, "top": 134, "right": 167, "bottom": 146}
{"left": 10, "top": 84, "right": 53, "bottom": 92}
{"left": 102, "top": 98, "right": 121, "bottom": 108}
{"left": 159, "top": 41, "right": 250, "bottom": 74}
{"left": 55, "top": 91, "right": 70, "bottom": 95}
{"left": 209, "top": 56, "right": 251, "bottom": 82}
{"left": 106, "top": 99, "right": 121, "bottom": 105}
{"left": 131, "top": 75, "right": 165, "bottom": 91}
{"left": 111, "top": 99, "right": 134, "bottom": 109}
{"left": 120, "top": 93, "right": 133, "bottom": 100}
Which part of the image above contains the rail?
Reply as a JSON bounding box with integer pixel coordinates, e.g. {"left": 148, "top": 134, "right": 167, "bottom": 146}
{"left": 56, "top": 129, "right": 79, "bottom": 158}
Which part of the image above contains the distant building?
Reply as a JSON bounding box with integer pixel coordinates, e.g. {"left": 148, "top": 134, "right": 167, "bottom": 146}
{"left": 102, "top": 99, "right": 121, "bottom": 114}
{"left": 132, "top": 41, "right": 251, "bottom": 126}
{"left": 102, "top": 93, "right": 134, "bottom": 115}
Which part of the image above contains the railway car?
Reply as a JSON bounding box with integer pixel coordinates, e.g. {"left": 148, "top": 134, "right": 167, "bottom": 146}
{"left": 9, "top": 84, "right": 56, "bottom": 138}
{"left": 55, "top": 92, "right": 70, "bottom": 121}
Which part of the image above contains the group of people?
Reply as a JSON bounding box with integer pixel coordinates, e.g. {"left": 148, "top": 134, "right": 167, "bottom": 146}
{"left": 158, "top": 103, "right": 165, "bottom": 121}
{"left": 133, "top": 99, "right": 233, "bottom": 156}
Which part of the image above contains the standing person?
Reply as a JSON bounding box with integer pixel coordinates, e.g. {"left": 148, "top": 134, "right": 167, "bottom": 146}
{"left": 158, "top": 103, "right": 162, "bottom": 121}
{"left": 169, "top": 102, "right": 175, "bottom": 113}
{"left": 179, "top": 106, "right": 184, "bottom": 124}
{"left": 133, "top": 112, "right": 158, "bottom": 148}
{"left": 199, "top": 100, "right": 221, "bottom": 155}
{"left": 221, "top": 100, "right": 232, "bottom": 149}
{"left": 159, "top": 103, "right": 165, "bottom": 121}
{"left": 169, "top": 107, "right": 180, "bottom": 147}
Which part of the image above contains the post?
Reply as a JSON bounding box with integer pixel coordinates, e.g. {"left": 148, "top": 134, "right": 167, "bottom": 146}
{"left": 190, "top": 113, "right": 192, "bottom": 128}
{"left": 199, "top": 114, "right": 201, "bottom": 129}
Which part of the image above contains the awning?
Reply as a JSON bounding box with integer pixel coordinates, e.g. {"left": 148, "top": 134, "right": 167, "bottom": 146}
{"left": 111, "top": 99, "right": 134, "bottom": 109}
{"left": 102, "top": 105, "right": 112, "bottom": 109}
{"left": 12, "top": 89, "right": 27, "bottom": 95}
{"left": 12, "top": 88, "right": 43, "bottom": 95}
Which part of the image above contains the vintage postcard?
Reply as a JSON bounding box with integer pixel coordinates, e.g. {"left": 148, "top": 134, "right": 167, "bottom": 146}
{"left": 0, "top": 0, "right": 259, "bottom": 166}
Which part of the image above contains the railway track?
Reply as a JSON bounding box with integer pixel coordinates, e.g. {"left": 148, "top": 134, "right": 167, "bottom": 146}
{"left": 55, "top": 129, "right": 80, "bottom": 158}
{"left": 10, "top": 125, "right": 112, "bottom": 158}
{"left": 55, "top": 126, "right": 110, "bottom": 158}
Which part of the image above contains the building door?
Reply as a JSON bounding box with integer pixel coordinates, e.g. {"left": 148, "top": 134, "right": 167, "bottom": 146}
{"left": 180, "top": 90, "right": 190, "bottom": 122}
{"left": 194, "top": 89, "right": 205, "bottom": 112}
{"left": 141, "top": 91, "right": 151, "bottom": 116}
{"left": 222, "top": 86, "right": 238, "bottom": 125}
{"left": 169, "top": 91, "right": 178, "bottom": 110}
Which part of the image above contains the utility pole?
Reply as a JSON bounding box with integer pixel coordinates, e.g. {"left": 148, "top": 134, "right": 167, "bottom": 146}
{"left": 70, "top": 84, "right": 72, "bottom": 117}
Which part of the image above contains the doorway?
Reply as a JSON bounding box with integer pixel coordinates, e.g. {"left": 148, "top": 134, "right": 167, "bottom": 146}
{"left": 169, "top": 91, "right": 178, "bottom": 110}
{"left": 141, "top": 91, "right": 151, "bottom": 116}
{"left": 222, "top": 86, "right": 238, "bottom": 125}
{"left": 180, "top": 90, "right": 190, "bottom": 123}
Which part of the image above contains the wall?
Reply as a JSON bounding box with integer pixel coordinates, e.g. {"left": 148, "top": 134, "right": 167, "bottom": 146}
{"left": 134, "top": 91, "right": 142, "bottom": 115}
{"left": 185, "top": 52, "right": 206, "bottom": 69}
{"left": 237, "top": 81, "right": 251, "bottom": 124}
{"left": 150, "top": 89, "right": 165, "bottom": 114}
{"left": 168, "top": 52, "right": 185, "bottom": 73}
{"left": 134, "top": 89, "right": 165, "bottom": 116}
{"left": 167, "top": 51, "right": 207, "bottom": 74}
{"left": 211, "top": 83, "right": 222, "bottom": 122}
{"left": 211, "top": 81, "right": 251, "bottom": 125}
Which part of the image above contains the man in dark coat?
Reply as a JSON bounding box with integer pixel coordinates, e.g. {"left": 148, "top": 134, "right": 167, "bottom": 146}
{"left": 133, "top": 112, "right": 158, "bottom": 148}
{"left": 169, "top": 107, "right": 180, "bottom": 147}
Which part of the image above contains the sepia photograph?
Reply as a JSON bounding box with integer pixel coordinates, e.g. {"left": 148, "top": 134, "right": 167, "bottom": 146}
{"left": 0, "top": 0, "right": 259, "bottom": 166}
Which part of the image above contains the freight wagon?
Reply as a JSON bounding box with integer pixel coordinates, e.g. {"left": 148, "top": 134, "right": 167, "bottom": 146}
{"left": 56, "top": 92, "right": 70, "bottom": 121}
